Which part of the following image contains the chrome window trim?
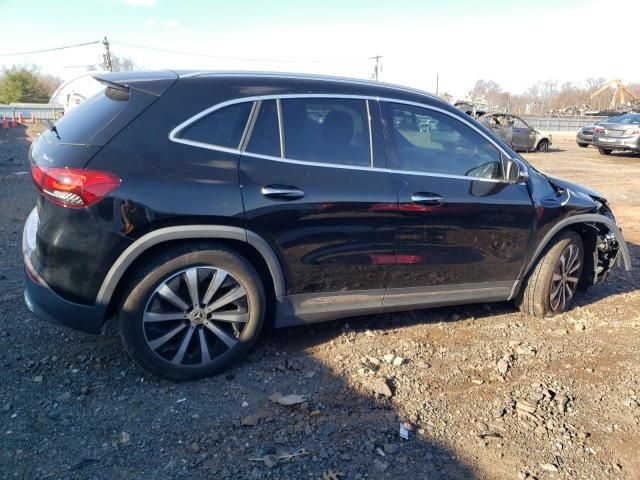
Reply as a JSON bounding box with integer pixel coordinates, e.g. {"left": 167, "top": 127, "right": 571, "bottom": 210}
{"left": 238, "top": 101, "right": 258, "bottom": 151}
{"left": 365, "top": 99, "right": 374, "bottom": 168}
{"left": 276, "top": 98, "right": 285, "bottom": 158}
{"left": 168, "top": 93, "right": 524, "bottom": 184}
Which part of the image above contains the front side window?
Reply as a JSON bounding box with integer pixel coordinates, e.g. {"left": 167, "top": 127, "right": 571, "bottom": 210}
{"left": 281, "top": 98, "right": 370, "bottom": 167}
{"left": 512, "top": 116, "right": 530, "bottom": 129}
{"left": 384, "top": 103, "right": 503, "bottom": 180}
{"left": 178, "top": 101, "right": 252, "bottom": 148}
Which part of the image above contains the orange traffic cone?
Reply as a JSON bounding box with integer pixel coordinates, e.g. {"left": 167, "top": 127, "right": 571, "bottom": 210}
{"left": 2, "top": 116, "right": 7, "bottom": 129}
{"left": 18, "top": 113, "right": 24, "bottom": 124}
{"left": 11, "top": 115, "right": 17, "bottom": 128}
{"left": 30, "top": 112, "right": 36, "bottom": 124}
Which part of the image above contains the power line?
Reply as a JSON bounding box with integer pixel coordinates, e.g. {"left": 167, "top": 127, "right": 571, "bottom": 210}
{"left": 0, "top": 41, "right": 100, "bottom": 58}
{"left": 110, "top": 40, "right": 367, "bottom": 64}
{"left": 38, "top": 64, "right": 101, "bottom": 70}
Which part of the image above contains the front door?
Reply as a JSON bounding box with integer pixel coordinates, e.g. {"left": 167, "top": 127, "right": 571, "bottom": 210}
{"left": 379, "top": 101, "right": 535, "bottom": 302}
{"left": 239, "top": 96, "right": 397, "bottom": 319}
{"left": 511, "top": 116, "right": 537, "bottom": 151}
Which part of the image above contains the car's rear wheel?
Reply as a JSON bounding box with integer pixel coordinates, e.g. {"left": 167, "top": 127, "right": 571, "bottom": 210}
{"left": 537, "top": 139, "right": 549, "bottom": 152}
{"left": 119, "top": 245, "right": 265, "bottom": 380}
{"left": 577, "top": 143, "right": 589, "bottom": 148}
{"left": 598, "top": 148, "right": 612, "bottom": 155}
{"left": 516, "top": 231, "right": 583, "bottom": 318}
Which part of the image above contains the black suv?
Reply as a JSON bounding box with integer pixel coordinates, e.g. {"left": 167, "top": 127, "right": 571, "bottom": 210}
{"left": 23, "top": 71, "right": 631, "bottom": 379}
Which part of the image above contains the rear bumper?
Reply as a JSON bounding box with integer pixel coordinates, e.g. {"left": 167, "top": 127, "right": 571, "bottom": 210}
{"left": 23, "top": 207, "right": 105, "bottom": 334}
{"left": 24, "top": 269, "right": 106, "bottom": 334}
{"left": 593, "top": 135, "right": 640, "bottom": 151}
{"left": 576, "top": 133, "right": 593, "bottom": 144}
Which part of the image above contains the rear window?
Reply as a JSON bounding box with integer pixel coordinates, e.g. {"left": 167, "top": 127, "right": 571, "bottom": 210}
{"left": 281, "top": 97, "right": 370, "bottom": 167}
{"left": 49, "top": 86, "right": 129, "bottom": 145}
{"left": 178, "top": 102, "right": 252, "bottom": 149}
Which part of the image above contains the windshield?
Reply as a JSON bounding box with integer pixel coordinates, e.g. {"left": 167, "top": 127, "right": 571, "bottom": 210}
{"left": 608, "top": 113, "right": 640, "bottom": 125}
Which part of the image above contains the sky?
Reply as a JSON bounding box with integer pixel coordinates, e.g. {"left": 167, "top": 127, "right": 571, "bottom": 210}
{"left": 1, "top": 0, "right": 639, "bottom": 99}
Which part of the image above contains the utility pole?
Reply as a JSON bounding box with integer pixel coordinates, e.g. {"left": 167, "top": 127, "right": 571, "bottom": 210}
{"left": 370, "top": 55, "right": 382, "bottom": 81}
{"left": 436, "top": 73, "right": 439, "bottom": 96}
{"left": 102, "top": 36, "right": 113, "bottom": 72}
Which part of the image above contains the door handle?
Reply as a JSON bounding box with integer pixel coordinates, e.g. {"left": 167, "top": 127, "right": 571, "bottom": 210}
{"left": 261, "top": 185, "right": 304, "bottom": 200}
{"left": 411, "top": 193, "right": 444, "bottom": 206}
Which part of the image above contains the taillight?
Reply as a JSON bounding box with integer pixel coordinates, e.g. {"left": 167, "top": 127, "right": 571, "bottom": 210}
{"left": 594, "top": 126, "right": 605, "bottom": 134}
{"left": 30, "top": 165, "right": 121, "bottom": 208}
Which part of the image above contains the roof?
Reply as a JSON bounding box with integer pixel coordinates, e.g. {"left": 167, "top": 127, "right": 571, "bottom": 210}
{"left": 174, "top": 70, "right": 438, "bottom": 101}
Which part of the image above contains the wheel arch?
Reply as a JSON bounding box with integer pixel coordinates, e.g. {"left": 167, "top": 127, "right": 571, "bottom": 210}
{"left": 536, "top": 137, "right": 550, "bottom": 149}
{"left": 511, "top": 214, "right": 632, "bottom": 299}
{"left": 98, "top": 226, "right": 286, "bottom": 321}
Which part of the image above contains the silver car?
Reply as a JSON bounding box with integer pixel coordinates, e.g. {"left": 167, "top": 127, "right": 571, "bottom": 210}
{"left": 592, "top": 113, "right": 640, "bottom": 155}
{"left": 576, "top": 117, "right": 618, "bottom": 148}
{"left": 478, "top": 113, "right": 552, "bottom": 152}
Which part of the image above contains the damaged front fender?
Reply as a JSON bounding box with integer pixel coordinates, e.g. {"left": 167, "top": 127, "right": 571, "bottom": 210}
{"left": 524, "top": 213, "right": 632, "bottom": 280}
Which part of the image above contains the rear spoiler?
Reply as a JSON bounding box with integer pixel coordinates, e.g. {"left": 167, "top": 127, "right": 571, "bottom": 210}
{"left": 92, "top": 70, "right": 178, "bottom": 97}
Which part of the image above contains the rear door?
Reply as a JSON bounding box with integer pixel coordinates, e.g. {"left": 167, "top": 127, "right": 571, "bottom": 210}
{"left": 239, "top": 96, "right": 397, "bottom": 316}
{"left": 380, "top": 101, "right": 535, "bottom": 305}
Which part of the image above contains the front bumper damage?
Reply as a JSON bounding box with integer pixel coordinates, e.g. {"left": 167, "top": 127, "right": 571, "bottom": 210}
{"left": 586, "top": 226, "right": 623, "bottom": 285}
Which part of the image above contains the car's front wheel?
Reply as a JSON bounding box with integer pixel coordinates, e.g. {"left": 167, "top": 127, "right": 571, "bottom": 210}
{"left": 119, "top": 245, "right": 265, "bottom": 380}
{"left": 516, "top": 231, "right": 583, "bottom": 317}
{"left": 577, "top": 143, "right": 589, "bottom": 148}
{"left": 598, "top": 148, "right": 612, "bottom": 155}
{"left": 537, "top": 139, "right": 550, "bottom": 152}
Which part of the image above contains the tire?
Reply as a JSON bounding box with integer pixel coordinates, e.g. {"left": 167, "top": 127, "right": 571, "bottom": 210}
{"left": 119, "top": 245, "right": 265, "bottom": 380}
{"left": 516, "top": 231, "right": 583, "bottom": 318}
{"left": 577, "top": 143, "right": 589, "bottom": 148}
{"left": 598, "top": 148, "right": 612, "bottom": 156}
{"left": 536, "top": 139, "right": 549, "bottom": 152}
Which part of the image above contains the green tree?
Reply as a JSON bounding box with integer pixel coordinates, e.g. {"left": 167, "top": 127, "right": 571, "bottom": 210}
{"left": 0, "top": 66, "right": 61, "bottom": 104}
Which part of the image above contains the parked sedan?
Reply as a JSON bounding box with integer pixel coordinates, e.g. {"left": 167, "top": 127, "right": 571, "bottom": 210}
{"left": 478, "top": 113, "right": 552, "bottom": 152}
{"left": 23, "top": 71, "right": 630, "bottom": 379}
{"left": 592, "top": 113, "right": 640, "bottom": 155}
{"left": 576, "top": 117, "right": 618, "bottom": 148}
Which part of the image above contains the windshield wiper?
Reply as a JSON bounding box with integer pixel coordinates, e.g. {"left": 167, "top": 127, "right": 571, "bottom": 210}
{"left": 45, "top": 120, "right": 60, "bottom": 140}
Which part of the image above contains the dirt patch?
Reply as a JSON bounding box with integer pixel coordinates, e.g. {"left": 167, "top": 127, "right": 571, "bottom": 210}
{"left": 0, "top": 126, "right": 638, "bottom": 479}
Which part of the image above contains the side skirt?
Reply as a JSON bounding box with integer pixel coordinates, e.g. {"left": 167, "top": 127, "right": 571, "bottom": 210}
{"left": 274, "top": 281, "right": 515, "bottom": 328}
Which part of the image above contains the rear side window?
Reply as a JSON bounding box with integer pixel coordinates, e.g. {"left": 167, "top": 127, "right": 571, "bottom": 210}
{"left": 384, "top": 103, "right": 503, "bottom": 180}
{"left": 246, "top": 100, "right": 280, "bottom": 157}
{"left": 179, "top": 102, "right": 252, "bottom": 148}
{"left": 281, "top": 98, "right": 370, "bottom": 167}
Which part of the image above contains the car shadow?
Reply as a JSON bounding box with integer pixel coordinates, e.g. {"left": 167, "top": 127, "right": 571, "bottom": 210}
{"left": 6, "top": 251, "right": 637, "bottom": 479}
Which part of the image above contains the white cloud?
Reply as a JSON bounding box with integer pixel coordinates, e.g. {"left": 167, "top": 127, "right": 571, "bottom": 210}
{"left": 122, "top": 0, "right": 156, "bottom": 7}
{"left": 164, "top": 19, "right": 179, "bottom": 28}
{"left": 144, "top": 17, "right": 157, "bottom": 28}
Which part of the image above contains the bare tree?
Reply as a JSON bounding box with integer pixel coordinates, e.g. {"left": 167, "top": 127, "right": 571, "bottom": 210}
{"left": 110, "top": 55, "right": 137, "bottom": 72}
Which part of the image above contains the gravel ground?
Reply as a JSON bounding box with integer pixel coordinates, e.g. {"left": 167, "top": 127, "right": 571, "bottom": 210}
{"left": 1, "top": 126, "right": 639, "bottom": 479}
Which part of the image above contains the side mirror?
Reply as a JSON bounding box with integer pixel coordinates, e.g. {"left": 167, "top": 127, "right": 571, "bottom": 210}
{"left": 506, "top": 157, "right": 529, "bottom": 184}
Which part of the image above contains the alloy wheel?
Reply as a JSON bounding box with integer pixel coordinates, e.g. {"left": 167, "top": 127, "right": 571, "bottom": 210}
{"left": 143, "top": 266, "right": 249, "bottom": 366}
{"left": 549, "top": 244, "right": 581, "bottom": 313}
